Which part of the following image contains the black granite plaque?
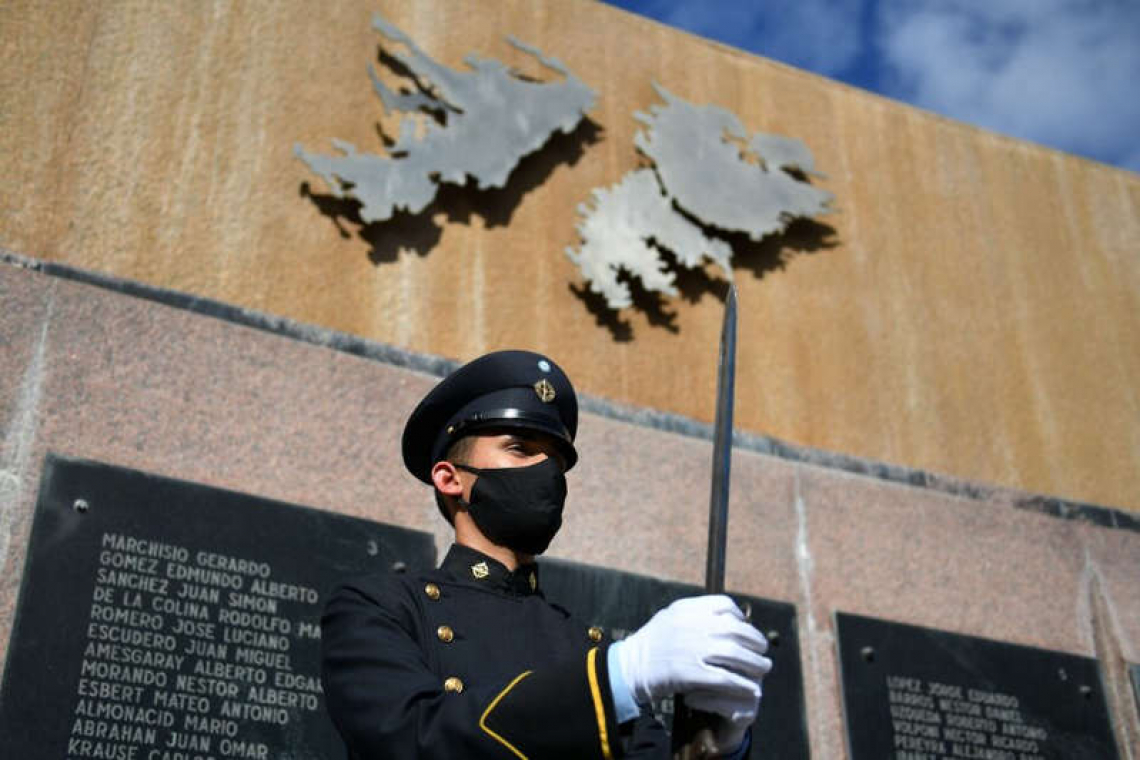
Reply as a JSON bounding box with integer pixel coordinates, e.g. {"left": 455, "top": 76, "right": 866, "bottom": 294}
{"left": 836, "top": 611, "right": 1120, "bottom": 759}
{"left": 0, "top": 454, "right": 436, "bottom": 760}
{"left": 541, "top": 558, "right": 806, "bottom": 759}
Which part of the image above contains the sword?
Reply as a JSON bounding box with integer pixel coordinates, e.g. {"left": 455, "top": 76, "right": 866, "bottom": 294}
{"left": 705, "top": 283, "right": 736, "bottom": 596}
{"left": 673, "top": 284, "right": 738, "bottom": 759}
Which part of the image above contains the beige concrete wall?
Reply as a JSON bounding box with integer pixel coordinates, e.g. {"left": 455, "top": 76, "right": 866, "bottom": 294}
{"left": 2, "top": 0, "right": 1138, "bottom": 510}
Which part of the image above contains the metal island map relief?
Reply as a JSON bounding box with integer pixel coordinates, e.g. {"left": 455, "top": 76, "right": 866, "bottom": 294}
{"left": 295, "top": 12, "right": 596, "bottom": 224}
{"left": 566, "top": 83, "right": 835, "bottom": 311}
{"left": 295, "top": 13, "right": 835, "bottom": 319}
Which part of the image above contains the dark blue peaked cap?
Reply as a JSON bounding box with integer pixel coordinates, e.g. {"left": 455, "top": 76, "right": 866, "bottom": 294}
{"left": 402, "top": 350, "right": 579, "bottom": 484}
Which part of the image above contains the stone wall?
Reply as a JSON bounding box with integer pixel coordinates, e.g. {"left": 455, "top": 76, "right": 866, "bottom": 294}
{"left": 3, "top": 260, "right": 1137, "bottom": 756}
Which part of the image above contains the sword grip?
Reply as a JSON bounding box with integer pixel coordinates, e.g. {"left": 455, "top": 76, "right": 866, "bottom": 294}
{"left": 671, "top": 598, "right": 752, "bottom": 759}
{"left": 671, "top": 697, "right": 721, "bottom": 759}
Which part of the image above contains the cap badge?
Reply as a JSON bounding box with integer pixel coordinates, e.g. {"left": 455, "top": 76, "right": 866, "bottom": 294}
{"left": 534, "top": 379, "right": 556, "bottom": 403}
{"left": 471, "top": 561, "right": 489, "bottom": 579}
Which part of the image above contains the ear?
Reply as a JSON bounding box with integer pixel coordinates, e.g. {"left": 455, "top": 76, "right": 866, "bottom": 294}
{"left": 431, "top": 461, "right": 464, "bottom": 499}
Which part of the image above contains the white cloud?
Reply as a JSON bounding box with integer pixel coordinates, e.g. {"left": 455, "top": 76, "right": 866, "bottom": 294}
{"left": 877, "top": 0, "right": 1140, "bottom": 170}
{"left": 606, "top": 0, "right": 1139, "bottom": 170}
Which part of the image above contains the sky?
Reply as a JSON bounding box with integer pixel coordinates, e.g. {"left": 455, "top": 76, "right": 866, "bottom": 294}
{"left": 602, "top": 0, "right": 1140, "bottom": 174}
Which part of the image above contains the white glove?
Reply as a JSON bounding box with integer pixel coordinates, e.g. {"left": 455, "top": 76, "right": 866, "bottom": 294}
{"left": 612, "top": 595, "right": 771, "bottom": 714}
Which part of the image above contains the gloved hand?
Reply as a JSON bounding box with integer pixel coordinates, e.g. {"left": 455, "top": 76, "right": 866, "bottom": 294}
{"left": 612, "top": 595, "right": 771, "bottom": 720}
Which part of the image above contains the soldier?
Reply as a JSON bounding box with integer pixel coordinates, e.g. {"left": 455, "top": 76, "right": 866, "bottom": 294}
{"left": 321, "top": 350, "right": 770, "bottom": 759}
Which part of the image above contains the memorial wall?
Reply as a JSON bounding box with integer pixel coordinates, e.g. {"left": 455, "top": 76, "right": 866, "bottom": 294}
{"left": 2, "top": 259, "right": 1138, "bottom": 757}
{"left": 2, "top": 0, "right": 1139, "bottom": 757}
{"left": 2, "top": 0, "right": 1138, "bottom": 511}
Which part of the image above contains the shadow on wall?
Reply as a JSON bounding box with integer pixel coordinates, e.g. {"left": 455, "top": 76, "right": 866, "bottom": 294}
{"left": 570, "top": 216, "right": 838, "bottom": 342}
{"left": 299, "top": 117, "right": 603, "bottom": 264}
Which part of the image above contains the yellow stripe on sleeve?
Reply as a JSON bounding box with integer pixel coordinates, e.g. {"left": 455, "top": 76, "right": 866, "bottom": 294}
{"left": 586, "top": 647, "right": 614, "bottom": 760}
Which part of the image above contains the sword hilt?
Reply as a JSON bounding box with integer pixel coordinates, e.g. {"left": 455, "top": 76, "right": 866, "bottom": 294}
{"left": 671, "top": 700, "right": 720, "bottom": 759}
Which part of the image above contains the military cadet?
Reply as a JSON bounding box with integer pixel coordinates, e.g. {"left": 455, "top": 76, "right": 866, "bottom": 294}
{"left": 321, "top": 350, "right": 771, "bottom": 759}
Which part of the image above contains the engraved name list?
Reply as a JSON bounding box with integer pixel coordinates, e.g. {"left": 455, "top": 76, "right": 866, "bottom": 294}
{"left": 886, "top": 674, "right": 1048, "bottom": 760}
{"left": 68, "top": 532, "right": 322, "bottom": 760}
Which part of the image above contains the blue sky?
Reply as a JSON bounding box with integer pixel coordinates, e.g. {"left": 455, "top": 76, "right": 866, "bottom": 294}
{"left": 603, "top": 0, "right": 1140, "bottom": 173}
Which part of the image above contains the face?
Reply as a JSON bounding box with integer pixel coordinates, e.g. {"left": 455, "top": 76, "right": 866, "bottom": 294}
{"left": 461, "top": 429, "right": 567, "bottom": 473}
{"left": 430, "top": 428, "right": 569, "bottom": 518}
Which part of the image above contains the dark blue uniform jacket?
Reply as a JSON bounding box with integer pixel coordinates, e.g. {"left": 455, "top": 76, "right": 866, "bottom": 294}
{"left": 322, "top": 544, "right": 669, "bottom": 759}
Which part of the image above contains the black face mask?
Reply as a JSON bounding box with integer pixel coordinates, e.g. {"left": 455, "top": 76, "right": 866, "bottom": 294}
{"left": 456, "top": 457, "right": 567, "bottom": 556}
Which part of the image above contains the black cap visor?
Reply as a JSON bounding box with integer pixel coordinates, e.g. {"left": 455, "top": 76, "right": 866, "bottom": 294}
{"left": 434, "top": 409, "right": 578, "bottom": 472}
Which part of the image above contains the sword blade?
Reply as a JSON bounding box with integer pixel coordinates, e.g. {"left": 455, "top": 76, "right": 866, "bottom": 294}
{"left": 705, "top": 284, "right": 736, "bottom": 594}
{"left": 673, "top": 285, "right": 739, "bottom": 759}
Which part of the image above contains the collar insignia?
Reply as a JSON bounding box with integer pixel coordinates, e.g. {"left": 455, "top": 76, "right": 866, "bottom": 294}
{"left": 471, "top": 561, "right": 490, "bottom": 580}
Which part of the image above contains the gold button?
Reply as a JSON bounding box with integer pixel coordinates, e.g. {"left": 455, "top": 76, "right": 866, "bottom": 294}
{"left": 443, "top": 676, "right": 464, "bottom": 694}
{"left": 588, "top": 626, "right": 603, "bottom": 643}
{"left": 424, "top": 583, "right": 441, "bottom": 600}
{"left": 528, "top": 572, "right": 537, "bottom": 592}
{"left": 437, "top": 625, "right": 454, "bottom": 643}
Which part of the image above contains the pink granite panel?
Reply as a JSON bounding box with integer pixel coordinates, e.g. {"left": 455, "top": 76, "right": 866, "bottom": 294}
{"left": 557, "top": 416, "right": 801, "bottom": 607}
{"left": 31, "top": 275, "right": 434, "bottom": 524}
{"left": 554, "top": 414, "right": 713, "bottom": 582}
{"left": 721, "top": 450, "right": 802, "bottom": 604}
{"left": 0, "top": 264, "right": 441, "bottom": 664}
{"left": 0, "top": 266, "right": 54, "bottom": 448}
{"left": 1080, "top": 522, "right": 1140, "bottom": 660}
{"left": 800, "top": 464, "right": 1090, "bottom": 654}
{"left": 0, "top": 267, "right": 57, "bottom": 668}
